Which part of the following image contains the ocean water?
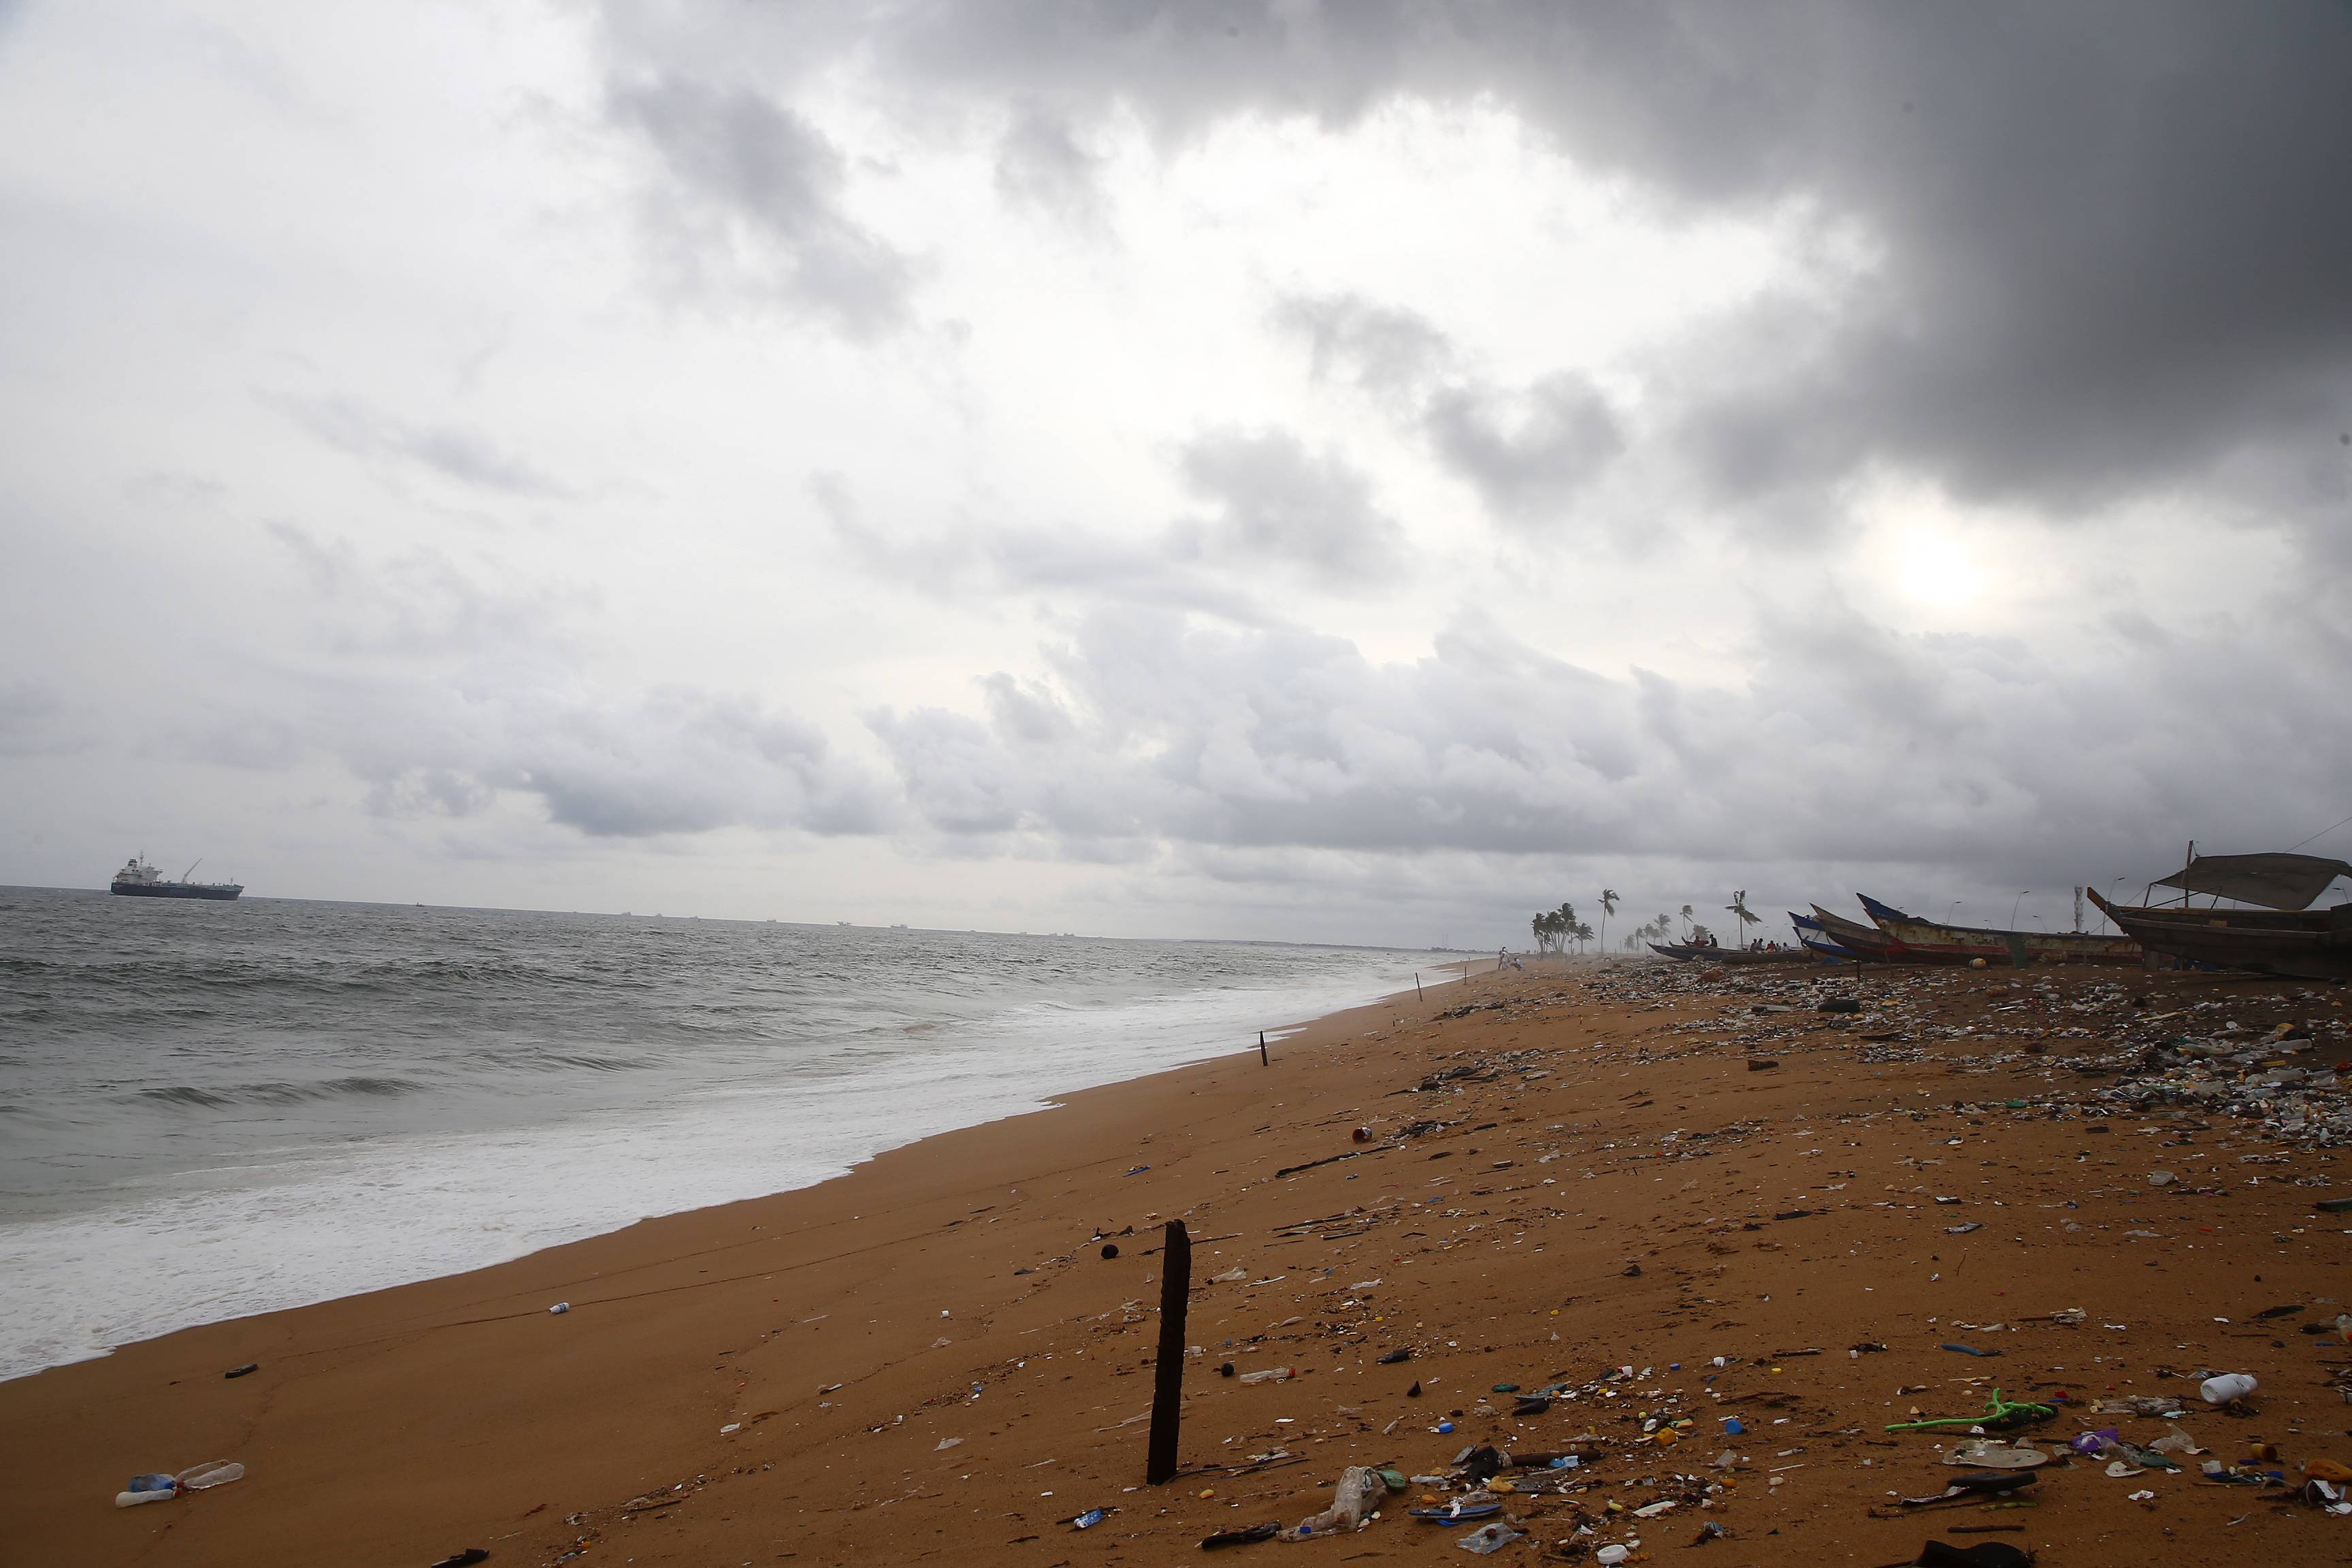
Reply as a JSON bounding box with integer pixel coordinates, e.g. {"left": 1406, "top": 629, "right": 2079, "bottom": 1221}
{"left": 0, "top": 887, "right": 1426, "bottom": 1382}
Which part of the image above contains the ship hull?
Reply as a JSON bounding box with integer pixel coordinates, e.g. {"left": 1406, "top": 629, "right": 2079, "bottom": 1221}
{"left": 1648, "top": 942, "right": 1814, "bottom": 964}
{"left": 1857, "top": 894, "right": 2139, "bottom": 966}
{"left": 112, "top": 882, "right": 242, "bottom": 901}
{"left": 2087, "top": 887, "right": 2352, "bottom": 981}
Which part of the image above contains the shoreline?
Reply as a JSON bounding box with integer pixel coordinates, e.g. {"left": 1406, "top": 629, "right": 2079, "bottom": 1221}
{"left": 9, "top": 956, "right": 2350, "bottom": 1567}
{"left": 0, "top": 909, "right": 1433, "bottom": 1386}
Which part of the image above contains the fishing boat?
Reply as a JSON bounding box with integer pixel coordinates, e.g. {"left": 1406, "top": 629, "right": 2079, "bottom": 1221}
{"left": 1856, "top": 895, "right": 2139, "bottom": 966}
{"left": 1647, "top": 940, "right": 1812, "bottom": 965}
{"left": 2087, "top": 851, "right": 2352, "bottom": 981}
{"left": 1788, "top": 911, "right": 1849, "bottom": 958}
{"left": 1806, "top": 904, "right": 1936, "bottom": 964}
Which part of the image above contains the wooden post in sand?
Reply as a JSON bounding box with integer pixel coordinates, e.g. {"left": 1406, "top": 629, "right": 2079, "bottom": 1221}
{"left": 1146, "top": 1219, "right": 1192, "bottom": 1484}
{"left": 1258, "top": 1030, "right": 1269, "bottom": 1066}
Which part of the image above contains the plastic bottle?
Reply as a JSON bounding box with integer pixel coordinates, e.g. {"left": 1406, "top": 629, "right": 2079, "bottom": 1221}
{"left": 176, "top": 1461, "right": 245, "bottom": 1490}
{"left": 2201, "top": 1373, "right": 2257, "bottom": 1405}
{"left": 1237, "top": 1367, "right": 1294, "bottom": 1385}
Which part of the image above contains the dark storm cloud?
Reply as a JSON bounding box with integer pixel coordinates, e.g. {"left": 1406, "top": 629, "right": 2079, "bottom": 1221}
{"left": 273, "top": 394, "right": 566, "bottom": 497}
{"left": 994, "top": 105, "right": 1109, "bottom": 232}
{"left": 866, "top": 599, "right": 2352, "bottom": 888}
{"left": 1273, "top": 292, "right": 1623, "bottom": 525}
{"left": 1271, "top": 292, "right": 1454, "bottom": 408}
{"left": 217, "top": 527, "right": 896, "bottom": 840}
{"left": 602, "top": 0, "right": 2352, "bottom": 522}
{"left": 1421, "top": 375, "right": 1624, "bottom": 524}
{"left": 0, "top": 681, "right": 88, "bottom": 757}
{"left": 1172, "top": 428, "right": 1402, "bottom": 579}
{"left": 819, "top": 428, "right": 1403, "bottom": 608}
{"left": 607, "top": 74, "right": 915, "bottom": 337}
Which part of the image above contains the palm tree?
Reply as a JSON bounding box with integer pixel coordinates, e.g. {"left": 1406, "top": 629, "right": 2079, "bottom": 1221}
{"left": 1678, "top": 904, "right": 1694, "bottom": 941}
{"left": 1598, "top": 888, "right": 1618, "bottom": 955}
{"left": 1726, "top": 889, "right": 1759, "bottom": 949}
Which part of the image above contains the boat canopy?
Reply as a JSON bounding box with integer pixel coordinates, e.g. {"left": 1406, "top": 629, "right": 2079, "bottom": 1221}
{"left": 2153, "top": 851, "right": 2352, "bottom": 911}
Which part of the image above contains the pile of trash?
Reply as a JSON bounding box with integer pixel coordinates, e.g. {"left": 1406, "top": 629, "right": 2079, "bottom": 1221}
{"left": 2095, "top": 1024, "right": 2352, "bottom": 1147}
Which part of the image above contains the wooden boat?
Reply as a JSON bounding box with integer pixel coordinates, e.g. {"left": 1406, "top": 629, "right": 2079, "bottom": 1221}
{"left": 1806, "top": 904, "right": 1936, "bottom": 964}
{"left": 1648, "top": 941, "right": 1813, "bottom": 965}
{"left": 2087, "top": 851, "right": 2352, "bottom": 981}
{"left": 1788, "top": 911, "right": 1855, "bottom": 960}
{"left": 1857, "top": 894, "right": 2140, "bottom": 966}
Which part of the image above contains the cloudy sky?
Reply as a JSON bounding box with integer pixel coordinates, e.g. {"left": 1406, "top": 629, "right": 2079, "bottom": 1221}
{"left": 2, "top": 1, "right": 2348, "bottom": 946}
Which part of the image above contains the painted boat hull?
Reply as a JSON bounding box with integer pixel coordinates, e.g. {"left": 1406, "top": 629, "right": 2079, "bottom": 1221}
{"left": 1806, "top": 904, "right": 1950, "bottom": 964}
{"left": 1857, "top": 895, "right": 2140, "bottom": 966}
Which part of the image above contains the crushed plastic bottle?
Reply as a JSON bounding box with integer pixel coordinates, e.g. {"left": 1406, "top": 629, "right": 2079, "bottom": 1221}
{"left": 1237, "top": 1367, "right": 1294, "bottom": 1385}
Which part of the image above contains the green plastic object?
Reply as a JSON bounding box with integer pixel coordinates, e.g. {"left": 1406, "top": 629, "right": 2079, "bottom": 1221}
{"left": 1884, "top": 1389, "right": 2057, "bottom": 1434}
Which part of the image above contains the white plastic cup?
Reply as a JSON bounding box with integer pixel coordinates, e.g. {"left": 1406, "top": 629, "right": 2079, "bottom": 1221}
{"left": 1597, "top": 1547, "right": 1630, "bottom": 1566}
{"left": 2200, "top": 1373, "right": 2257, "bottom": 1405}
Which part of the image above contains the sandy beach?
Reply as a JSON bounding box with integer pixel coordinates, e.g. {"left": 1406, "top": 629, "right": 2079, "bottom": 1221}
{"left": 7, "top": 956, "right": 2352, "bottom": 1567}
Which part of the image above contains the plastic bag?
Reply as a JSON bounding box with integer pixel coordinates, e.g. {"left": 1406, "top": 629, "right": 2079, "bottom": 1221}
{"left": 1281, "top": 1467, "right": 1383, "bottom": 1540}
{"left": 1456, "top": 1521, "right": 1524, "bottom": 1554}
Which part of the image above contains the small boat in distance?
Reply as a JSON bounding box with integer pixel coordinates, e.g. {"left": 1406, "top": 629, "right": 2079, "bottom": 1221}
{"left": 110, "top": 854, "right": 243, "bottom": 902}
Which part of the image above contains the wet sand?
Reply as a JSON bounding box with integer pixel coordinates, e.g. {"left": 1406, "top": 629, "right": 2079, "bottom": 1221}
{"left": 6, "top": 957, "right": 2351, "bottom": 1567}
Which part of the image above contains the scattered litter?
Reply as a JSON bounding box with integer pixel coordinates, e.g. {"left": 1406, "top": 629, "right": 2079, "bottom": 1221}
{"left": 1455, "top": 1520, "right": 1524, "bottom": 1554}
{"left": 1281, "top": 1466, "right": 1384, "bottom": 1540}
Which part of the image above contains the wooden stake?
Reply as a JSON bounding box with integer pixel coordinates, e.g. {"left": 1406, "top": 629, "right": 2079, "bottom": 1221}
{"left": 1146, "top": 1219, "right": 1191, "bottom": 1484}
{"left": 1258, "top": 1030, "right": 1269, "bottom": 1066}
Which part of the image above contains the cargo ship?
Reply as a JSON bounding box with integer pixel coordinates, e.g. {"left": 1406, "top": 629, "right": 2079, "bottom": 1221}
{"left": 110, "top": 854, "right": 243, "bottom": 901}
